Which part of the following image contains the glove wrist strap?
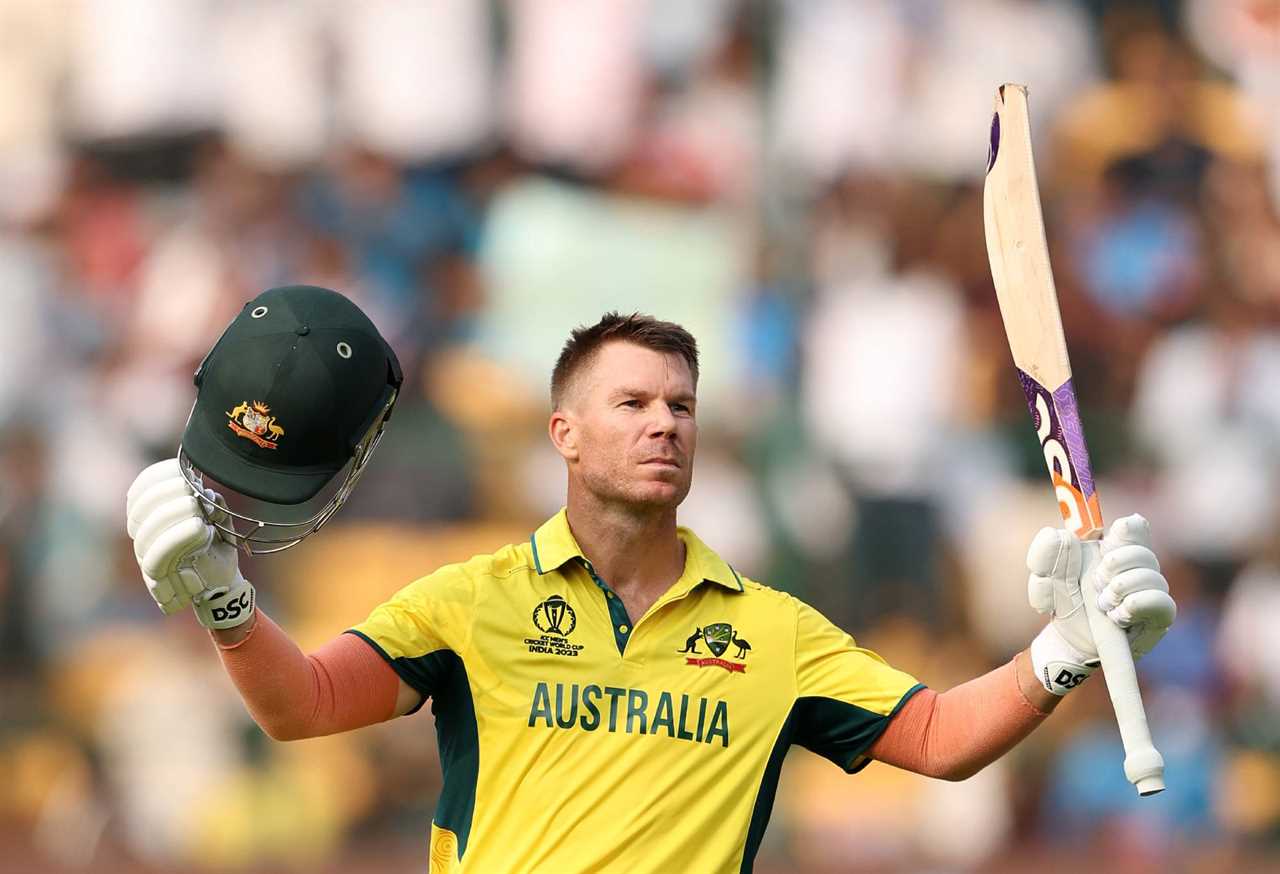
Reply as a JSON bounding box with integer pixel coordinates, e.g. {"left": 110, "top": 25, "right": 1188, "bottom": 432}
{"left": 193, "top": 578, "right": 256, "bottom": 630}
{"left": 1030, "top": 624, "right": 1097, "bottom": 696}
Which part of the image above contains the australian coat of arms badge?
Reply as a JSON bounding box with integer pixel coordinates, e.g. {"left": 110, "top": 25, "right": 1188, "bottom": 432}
{"left": 226, "top": 400, "right": 285, "bottom": 450}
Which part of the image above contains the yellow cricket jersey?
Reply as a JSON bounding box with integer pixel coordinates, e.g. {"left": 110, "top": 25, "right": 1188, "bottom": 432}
{"left": 348, "top": 509, "right": 922, "bottom": 873}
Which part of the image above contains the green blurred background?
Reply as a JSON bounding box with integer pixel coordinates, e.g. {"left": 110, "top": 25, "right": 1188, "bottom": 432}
{"left": 1, "top": 0, "right": 1279, "bottom": 871}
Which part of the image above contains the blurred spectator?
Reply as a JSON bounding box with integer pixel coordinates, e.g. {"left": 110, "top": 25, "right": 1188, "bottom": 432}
{"left": 896, "top": 0, "right": 1100, "bottom": 180}
{"left": 1183, "top": 0, "right": 1280, "bottom": 209}
{"left": 1054, "top": 13, "right": 1265, "bottom": 190}
{"left": 774, "top": 0, "right": 1098, "bottom": 184}
{"left": 1130, "top": 291, "right": 1280, "bottom": 559}
{"left": 333, "top": 0, "right": 494, "bottom": 162}
{"left": 507, "top": 0, "right": 647, "bottom": 173}
{"left": 0, "top": 236, "right": 57, "bottom": 424}
{"left": 613, "top": 17, "right": 761, "bottom": 206}
{"left": 0, "top": 0, "right": 67, "bottom": 223}
{"left": 773, "top": 0, "right": 910, "bottom": 182}
{"left": 801, "top": 179, "right": 968, "bottom": 625}
{"left": 68, "top": 0, "right": 220, "bottom": 141}
{"left": 1220, "top": 556, "right": 1280, "bottom": 723}
{"left": 214, "top": 0, "right": 329, "bottom": 168}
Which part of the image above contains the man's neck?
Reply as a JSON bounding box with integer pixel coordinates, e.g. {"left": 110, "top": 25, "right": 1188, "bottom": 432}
{"left": 564, "top": 493, "right": 685, "bottom": 602}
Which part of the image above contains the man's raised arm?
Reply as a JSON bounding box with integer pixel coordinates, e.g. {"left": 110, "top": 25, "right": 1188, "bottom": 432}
{"left": 870, "top": 515, "right": 1175, "bottom": 780}
{"left": 126, "top": 459, "right": 419, "bottom": 740}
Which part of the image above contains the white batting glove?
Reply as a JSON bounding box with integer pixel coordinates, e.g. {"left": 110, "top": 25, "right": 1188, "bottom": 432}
{"left": 125, "top": 459, "right": 256, "bottom": 630}
{"left": 1026, "top": 514, "right": 1176, "bottom": 695}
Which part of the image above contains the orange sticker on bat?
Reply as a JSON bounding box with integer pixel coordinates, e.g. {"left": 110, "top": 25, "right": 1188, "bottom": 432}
{"left": 1052, "top": 471, "right": 1104, "bottom": 539}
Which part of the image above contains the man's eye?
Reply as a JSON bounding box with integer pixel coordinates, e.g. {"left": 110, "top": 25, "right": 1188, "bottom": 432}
{"left": 672, "top": 404, "right": 691, "bottom": 414}
{"left": 620, "top": 400, "right": 641, "bottom": 408}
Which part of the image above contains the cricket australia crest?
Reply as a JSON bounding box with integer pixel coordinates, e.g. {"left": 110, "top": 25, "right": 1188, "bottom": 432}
{"left": 227, "top": 400, "right": 285, "bottom": 450}
{"left": 678, "top": 622, "right": 751, "bottom": 673}
{"left": 701, "top": 622, "right": 733, "bottom": 657}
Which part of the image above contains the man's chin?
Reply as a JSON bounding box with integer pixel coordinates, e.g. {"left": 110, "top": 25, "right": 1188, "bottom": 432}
{"left": 579, "top": 471, "right": 690, "bottom": 511}
{"left": 625, "top": 480, "right": 689, "bottom": 510}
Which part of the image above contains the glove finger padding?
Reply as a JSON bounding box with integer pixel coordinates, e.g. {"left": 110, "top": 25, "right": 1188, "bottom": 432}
{"left": 125, "top": 459, "right": 250, "bottom": 620}
{"left": 126, "top": 457, "right": 184, "bottom": 503}
{"left": 1098, "top": 516, "right": 1175, "bottom": 663}
{"left": 1111, "top": 587, "right": 1177, "bottom": 630}
{"left": 133, "top": 491, "right": 201, "bottom": 556}
{"left": 197, "top": 488, "right": 240, "bottom": 545}
{"left": 1026, "top": 527, "right": 1083, "bottom": 617}
{"left": 145, "top": 571, "right": 181, "bottom": 613}
{"left": 1028, "top": 573, "right": 1054, "bottom": 615}
{"left": 145, "top": 567, "right": 206, "bottom": 614}
{"left": 1125, "top": 593, "right": 1177, "bottom": 660}
{"left": 188, "top": 544, "right": 241, "bottom": 599}
{"left": 1098, "top": 565, "right": 1168, "bottom": 613}
{"left": 1028, "top": 513, "right": 1176, "bottom": 693}
{"left": 127, "top": 475, "right": 192, "bottom": 539}
{"left": 1099, "top": 543, "right": 1161, "bottom": 578}
{"left": 1026, "top": 527, "right": 1080, "bottom": 578}
{"left": 143, "top": 540, "right": 240, "bottom": 616}
{"left": 135, "top": 503, "right": 213, "bottom": 578}
{"left": 1103, "top": 513, "right": 1153, "bottom": 551}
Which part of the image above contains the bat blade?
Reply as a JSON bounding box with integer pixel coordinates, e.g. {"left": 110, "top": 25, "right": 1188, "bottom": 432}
{"left": 983, "top": 83, "right": 1102, "bottom": 540}
{"left": 984, "top": 83, "right": 1164, "bottom": 797}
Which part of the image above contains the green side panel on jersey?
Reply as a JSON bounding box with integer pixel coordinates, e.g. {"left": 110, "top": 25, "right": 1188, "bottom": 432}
{"left": 738, "top": 708, "right": 797, "bottom": 873}
{"left": 795, "top": 684, "right": 926, "bottom": 773}
{"left": 419, "top": 650, "right": 480, "bottom": 857}
{"left": 346, "top": 633, "right": 479, "bottom": 856}
{"left": 740, "top": 684, "right": 926, "bottom": 871}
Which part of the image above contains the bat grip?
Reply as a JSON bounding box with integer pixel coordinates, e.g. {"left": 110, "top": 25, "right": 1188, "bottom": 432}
{"left": 1080, "top": 542, "right": 1165, "bottom": 795}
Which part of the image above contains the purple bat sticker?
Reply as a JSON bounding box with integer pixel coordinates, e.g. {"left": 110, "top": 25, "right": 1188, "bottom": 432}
{"left": 1017, "top": 368, "right": 1103, "bottom": 536}
{"left": 987, "top": 111, "right": 1001, "bottom": 174}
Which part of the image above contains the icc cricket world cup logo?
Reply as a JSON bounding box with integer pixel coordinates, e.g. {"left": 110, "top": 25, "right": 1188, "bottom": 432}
{"left": 533, "top": 595, "right": 577, "bottom": 637}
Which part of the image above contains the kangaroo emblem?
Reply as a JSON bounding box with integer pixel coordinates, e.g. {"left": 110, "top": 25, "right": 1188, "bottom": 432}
{"left": 678, "top": 627, "right": 702, "bottom": 654}
{"left": 226, "top": 400, "right": 285, "bottom": 449}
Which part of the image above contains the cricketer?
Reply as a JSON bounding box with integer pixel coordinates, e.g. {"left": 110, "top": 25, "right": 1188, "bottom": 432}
{"left": 125, "top": 286, "right": 1176, "bottom": 872}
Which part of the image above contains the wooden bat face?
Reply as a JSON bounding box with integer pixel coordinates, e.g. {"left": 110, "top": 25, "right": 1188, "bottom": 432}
{"left": 984, "top": 84, "right": 1103, "bottom": 539}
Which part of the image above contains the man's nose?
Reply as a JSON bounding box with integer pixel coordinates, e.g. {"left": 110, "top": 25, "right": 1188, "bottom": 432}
{"left": 648, "top": 403, "right": 678, "bottom": 436}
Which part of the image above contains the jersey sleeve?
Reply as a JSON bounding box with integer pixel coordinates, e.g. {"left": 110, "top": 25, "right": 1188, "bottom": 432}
{"left": 347, "top": 565, "right": 475, "bottom": 704}
{"left": 791, "top": 598, "right": 925, "bottom": 773}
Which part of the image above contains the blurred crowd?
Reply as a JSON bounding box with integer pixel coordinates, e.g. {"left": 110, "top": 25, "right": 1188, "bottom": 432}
{"left": 1, "top": 0, "right": 1279, "bottom": 871}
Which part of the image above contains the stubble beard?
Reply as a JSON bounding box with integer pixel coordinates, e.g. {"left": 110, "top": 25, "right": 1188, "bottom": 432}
{"left": 579, "top": 459, "right": 691, "bottom": 516}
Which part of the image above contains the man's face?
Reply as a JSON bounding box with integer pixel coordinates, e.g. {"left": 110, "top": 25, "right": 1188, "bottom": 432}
{"left": 553, "top": 342, "right": 697, "bottom": 511}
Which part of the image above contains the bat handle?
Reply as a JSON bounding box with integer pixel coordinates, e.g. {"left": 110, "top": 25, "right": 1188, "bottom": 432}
{"left": 1080, "top": 540, "right": 1165, "bottom": 795}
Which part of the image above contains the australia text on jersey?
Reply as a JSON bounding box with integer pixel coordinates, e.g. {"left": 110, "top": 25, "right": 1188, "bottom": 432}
{"left": 528, "top": 682, "right": 730, "bottom": 747}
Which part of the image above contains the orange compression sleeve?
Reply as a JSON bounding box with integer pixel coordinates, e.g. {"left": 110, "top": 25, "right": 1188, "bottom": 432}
{"left": 212, "top": 611, "right": 401, "bottom": 741}
{"left": 867, "top": 658, "right": 1049, "bottom": 780}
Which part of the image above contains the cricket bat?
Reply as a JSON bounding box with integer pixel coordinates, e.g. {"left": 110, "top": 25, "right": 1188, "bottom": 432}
{"left": 983, "top": 83, "right": 1165, "bottom": 795}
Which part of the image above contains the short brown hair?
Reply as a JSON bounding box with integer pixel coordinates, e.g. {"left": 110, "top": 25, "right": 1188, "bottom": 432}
{"left": 551, "top": 312, "right": 699, "bottom": 409}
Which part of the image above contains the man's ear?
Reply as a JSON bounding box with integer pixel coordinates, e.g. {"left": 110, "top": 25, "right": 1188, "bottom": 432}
{"left": 549, "top": 410, "right": 579, "bottom": 462}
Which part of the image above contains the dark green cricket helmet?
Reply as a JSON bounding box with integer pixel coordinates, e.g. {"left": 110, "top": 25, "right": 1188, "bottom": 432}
{"left": 178, "top": 285, "right": 402, "bottom": 553}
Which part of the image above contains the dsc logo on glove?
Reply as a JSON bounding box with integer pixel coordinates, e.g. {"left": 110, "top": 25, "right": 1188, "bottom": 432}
{"left": 212, "top": 591, "right": 254, "bottom": 624}
{"left": 1053, "top": 668, "right": 1088, "bottom": 690}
